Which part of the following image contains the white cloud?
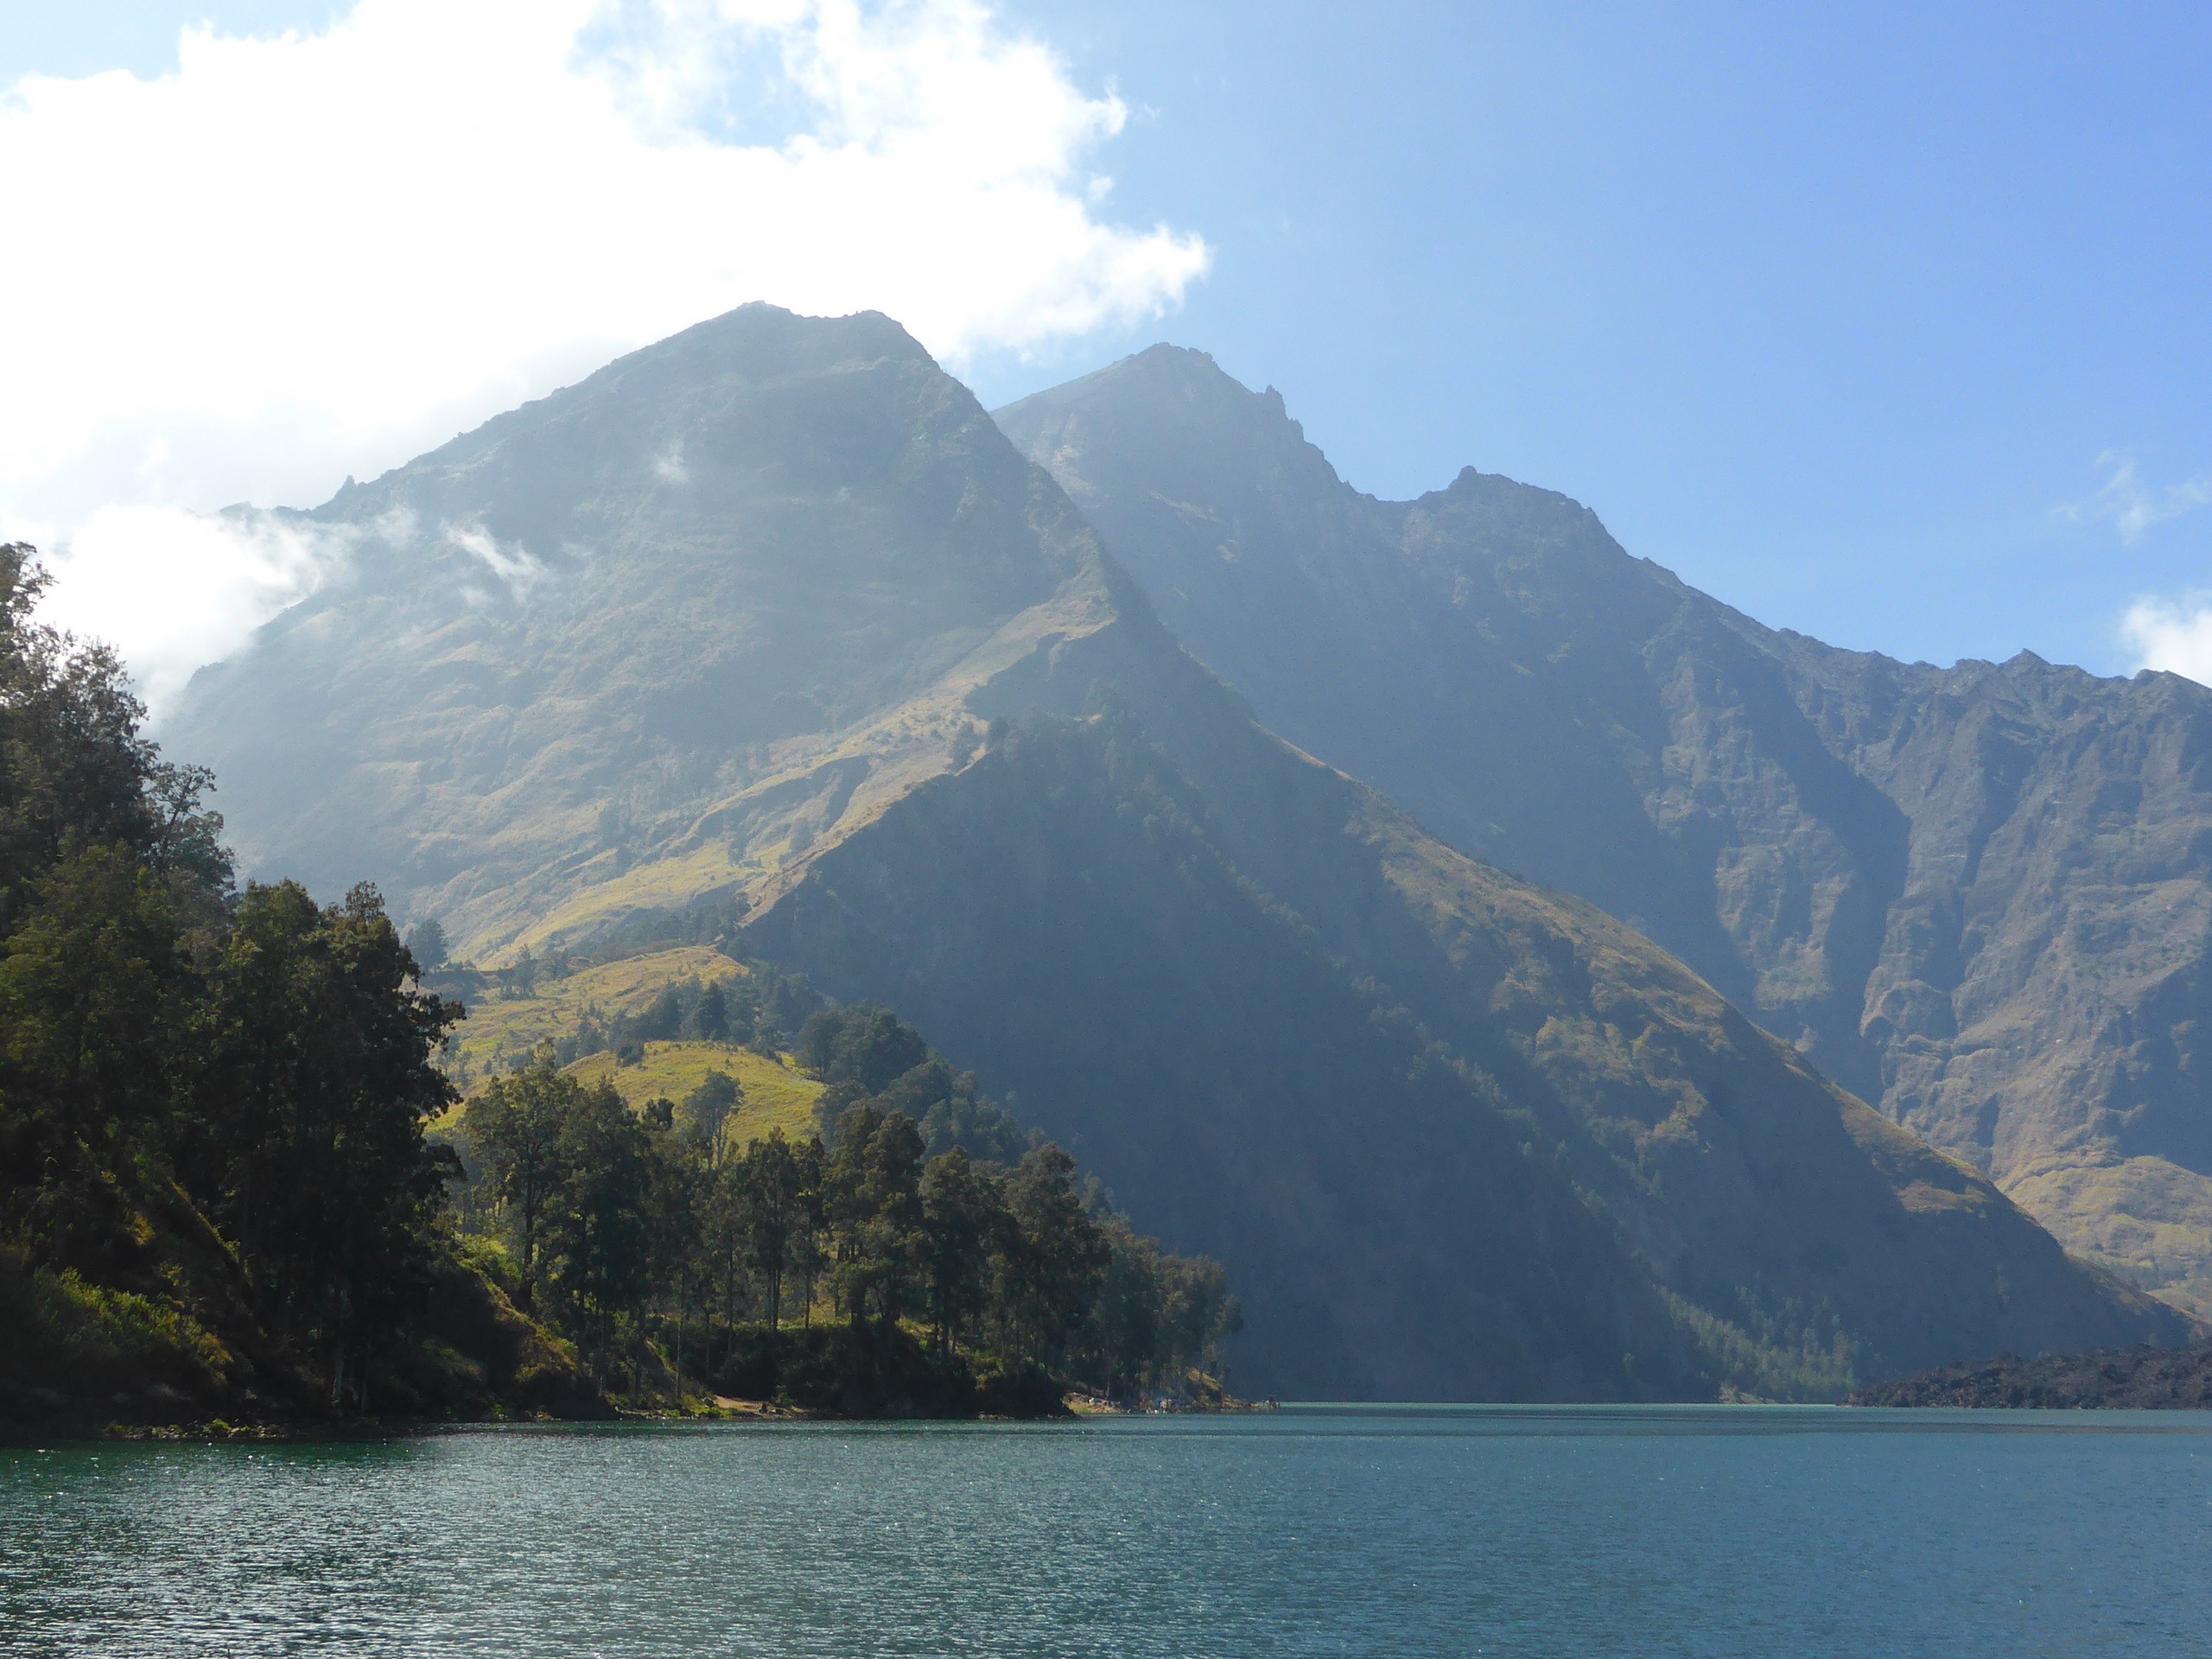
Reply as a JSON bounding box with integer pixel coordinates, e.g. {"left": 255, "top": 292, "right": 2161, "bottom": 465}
{"left": 35, "top": 507, "right": 359, "bottom": 715}
{"left": 1, "top": 0, "right": 1208, "bottom": 696}
{"left": 445, "top": 523, "right": 547, "bottom": 599}
{"left": 2065, "top": 452, "right": 2212, "bottom": 543}
{"left": 2120, "top": 594, "right": 2212, "bottom": 687}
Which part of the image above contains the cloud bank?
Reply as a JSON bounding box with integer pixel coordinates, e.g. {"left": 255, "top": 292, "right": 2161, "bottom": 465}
{"left": 33, "top": 507, "right": 359, "bottom": 715}
{"left": 0, "top": 0, "right": 1208, "bottom": 713}
{"left": 2121, "top": 594, "right": 2212, "bottom": 688}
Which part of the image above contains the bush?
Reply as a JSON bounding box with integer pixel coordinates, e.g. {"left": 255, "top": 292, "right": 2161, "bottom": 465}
{"left": 0, "top": 1246, "right": 233, "bottom": 1428}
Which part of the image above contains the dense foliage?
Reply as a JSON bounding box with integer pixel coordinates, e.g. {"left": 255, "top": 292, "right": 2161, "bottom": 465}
{"left": 0, "top": 547, "right": 474, "bottom": 1423}
{"left": 455, "top": 1003, "right": 1241, "bottom": 1409}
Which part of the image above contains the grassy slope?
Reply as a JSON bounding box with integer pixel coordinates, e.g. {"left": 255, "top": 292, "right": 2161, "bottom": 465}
{"left": 440, "top": 944, "right": 823, "bottom": 1143}
{"left": 567, "top": 1042, "right": 822, "bottom": 1144}
{"left": 448, "top": 944, "right": 744, "bottom": 1073}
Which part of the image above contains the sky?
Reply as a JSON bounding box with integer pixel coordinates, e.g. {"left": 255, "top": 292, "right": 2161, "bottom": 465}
{"left": 4, "top": 1, "right": 2210, "bottom": 707}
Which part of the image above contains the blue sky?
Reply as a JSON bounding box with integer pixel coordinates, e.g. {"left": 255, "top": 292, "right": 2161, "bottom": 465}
{"left": 7, "top": 1, "right": 2210, "bottom": 678}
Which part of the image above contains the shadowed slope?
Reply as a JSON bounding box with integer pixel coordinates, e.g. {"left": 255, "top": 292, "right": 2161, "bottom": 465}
{"left": 1000, "top": 346, "right": 2212, "bottom": 1316}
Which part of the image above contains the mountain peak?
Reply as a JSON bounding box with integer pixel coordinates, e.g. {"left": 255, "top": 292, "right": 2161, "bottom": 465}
{"left": 165, "top": 303, "right": 1126, "bottom": 949}
{"left": 999, "top": 341, "right": 1297, "bottom": 437}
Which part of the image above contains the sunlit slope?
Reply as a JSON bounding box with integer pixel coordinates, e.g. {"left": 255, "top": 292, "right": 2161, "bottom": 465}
{"left": 164, "top": 305, "right": 2192, "bottom": 1400}
{"left": 435, "top": 944, "right": 821, "bottom": 1142}
{"left": 566, "top": 1042, "right": 821, "bottom": 1144}
{"left": 999, "top": 345, "right": 2212, "bottom": 1318}
{"left": 162, "top": 303, "right": 1122, "bottom": 961}
{"left": 449, "top": 945, "right": 742, "bottom": 1074}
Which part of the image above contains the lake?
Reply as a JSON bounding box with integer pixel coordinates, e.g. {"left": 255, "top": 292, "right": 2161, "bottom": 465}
{"left": 3, "top": 1407, "right": 2208, "bottom": 1656}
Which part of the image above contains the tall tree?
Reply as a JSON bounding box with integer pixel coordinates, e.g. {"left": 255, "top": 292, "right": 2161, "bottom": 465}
{"left": 194, "top": 880, "right": 460, "bottom": 1407}
{"left": 995, "top": 1142, "right": 1108, "bottom": 1368}
{"left": 545, "top": 1079, "right": 652, "bottom": 1381}
{"left": 918, "top": 1148, "right": 1003, "bottom": 1357}
{"left": 736, "top": 1128, "right": 810, "bottom": 1330}
{"left": 0, "top": 845, "right": 191, "bottom": 1268}
{"left": 681, "top": 1070, "right": 741, "bottom": 1166}
{"left": 404, "top": 917, "right": 448, "bottom": 971}
{"left": 0, "top": 545, "right": 229, "bottom": 924}
{"left": 692, "top": 979, "right": 730, "bottom": 1043}
{"left": 824, "top": 1103, "right": 925, "bottom": 1325}
{"left": 461, "top": 1046, "right": 578, "bottom": 1308}
{"left": 642, "top": 1099, "right": 711, "bottom": 1387}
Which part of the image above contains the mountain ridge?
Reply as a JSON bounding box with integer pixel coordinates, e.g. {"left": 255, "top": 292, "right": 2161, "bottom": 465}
{"left": 157, "top": 305, "right": 2191, "bottom": 1396}
{"left": 996, "top": 344, "right": 2212, "bottom": 1317}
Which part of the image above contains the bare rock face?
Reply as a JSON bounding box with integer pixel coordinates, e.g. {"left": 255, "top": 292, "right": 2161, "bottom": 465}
{"left": 997, "top": 347, "right": 2212, "bottom": 1315}
{"left": 158, "top": 308, "right": 2192, "bottom": 1398}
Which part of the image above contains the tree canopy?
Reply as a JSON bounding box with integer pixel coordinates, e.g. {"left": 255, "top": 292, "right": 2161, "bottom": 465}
{"left": 0, "top": 547, "right": 467, "bottom": 1421}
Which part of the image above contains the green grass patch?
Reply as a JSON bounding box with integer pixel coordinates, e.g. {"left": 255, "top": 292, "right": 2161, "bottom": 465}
{"left": 566, "top": 1041, "right": 823, "bottom": 1143}
{"left": 450, "top": 945, "right": 745, "bottom": 1071}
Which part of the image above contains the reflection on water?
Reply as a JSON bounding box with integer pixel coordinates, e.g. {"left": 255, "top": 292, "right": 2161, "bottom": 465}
{"left": 3, "top": 1408, "right": 2209, "bottom": 1656}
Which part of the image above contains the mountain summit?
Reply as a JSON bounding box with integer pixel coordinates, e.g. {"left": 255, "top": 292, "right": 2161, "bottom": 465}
{"left": 162, "top": 307, "right": 2189, "bottom": 1396}
{"left": 998, "top": 343, "right": 2212, "bottom": 1319}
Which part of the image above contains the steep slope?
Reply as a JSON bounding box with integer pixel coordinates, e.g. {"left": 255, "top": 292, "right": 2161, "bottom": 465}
{"left": 166, "top": 303, "right": 1114, "bottom": 953}
{"left": 160, "top": 307, "right": 2187, "bottom": 1396}
{"left": 751, "top": 705, "right": 2189, "bottom": 1396}
{"left": 998, "top": 347, "right": 2212, "bottom": 1316}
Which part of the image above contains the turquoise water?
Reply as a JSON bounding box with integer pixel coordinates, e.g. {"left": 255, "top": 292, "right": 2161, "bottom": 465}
{"left": 3, "top": 1407, "right": 2209, "bottom": 1656}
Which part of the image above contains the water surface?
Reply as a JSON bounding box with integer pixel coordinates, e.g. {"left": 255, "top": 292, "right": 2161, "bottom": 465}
{"left": 4, "top": 1406, "right": 2209, "bottom": 1656}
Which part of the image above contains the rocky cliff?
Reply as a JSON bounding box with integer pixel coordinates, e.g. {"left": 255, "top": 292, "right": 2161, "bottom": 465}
{"left": 998, "top": 345, "right": 2212, "bottom": 1315}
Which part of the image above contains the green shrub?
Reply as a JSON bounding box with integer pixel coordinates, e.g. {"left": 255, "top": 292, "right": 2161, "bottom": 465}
{"left": 0, "top": 1247, "right": 232, "bottom": 1425}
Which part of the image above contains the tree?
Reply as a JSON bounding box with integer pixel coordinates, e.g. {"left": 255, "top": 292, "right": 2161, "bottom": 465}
{"left": 681, "top": 1070, "right": 741, "bottom": 1165}
{"left": 995, "top": 1142, "right": 1108, "bottom": 1367}
{"left": 642, "top": 1099, "right": 712, "bottom": 1388}
{"left": 823, "top": 1103, "right": 925, "bottom": 1325}
{"left": 693, "top": 978, "right": 730, "bottom": 1043}
{"left": 544, "top": 1079, "right": 652, "bottom": 1382}
{"left": 404, "top": 917, "right": 448, "bottom": 972}
{"left": 639, "top": 983, "right": 684, "bottom": 1042}
{"left": 1157, "top": 1250, "right": 1243, "bottom": 1382}
{"left": 461, "top": 1046, "right": 577, "bottom": 1309}
{"left": 1072, "top": 1216, "right": 1241, "bottom": 1400}
{"left": 735, "top": 1128, "right": 810, "bottom": 1330}
{"left": 0, "top": 545, "right": 230, "bottom": 925}
{"left": 194, "top": 880, "right": 461, "bottom": 1408}
{"left": 789, "top": 1135, "right": 827, "bottom": 1326}
{"left": 796, "top": 1004, "right": 928, "bottom": 1093}
{"left": 1083, "top": 1213, "right": 1165, "bottom": 1400}
{"left": 918, "top": 1148, "right": 1004, "bottom": 1357}
{"left": 0, "top": 845, "right": 192, "bottom": 1268}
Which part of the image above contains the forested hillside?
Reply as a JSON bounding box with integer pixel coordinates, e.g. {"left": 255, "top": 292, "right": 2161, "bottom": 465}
{"left": 156, "top": 305, "right": 2191, "bottom": 1401}
{"left": 1000, "top": 346, "right": 2212, "bottom": 1319}
{"left": 0, "top": 532, "right": 1227, "bottom": 1432}
{"left": 0, "top": 544, "right": 590, "bottom": 1432}
{"left": 442, "top": 998, "right": 1240, "bottom": 1417}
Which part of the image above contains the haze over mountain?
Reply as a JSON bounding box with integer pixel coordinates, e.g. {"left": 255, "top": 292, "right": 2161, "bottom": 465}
{"left": 161, "top": 306, "right": 2189, "bottom": 1397}
{"left": 997, "top": 346, "right": 2212, "bottom": 1319}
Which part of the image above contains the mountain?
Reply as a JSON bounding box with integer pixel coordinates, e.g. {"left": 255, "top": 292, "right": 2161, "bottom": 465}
{"left": 996, "top": 344, "right": 2212, "bottom": 1319}
{"left": 161, "top": 306, "right": 2190, "bottom": 1397}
